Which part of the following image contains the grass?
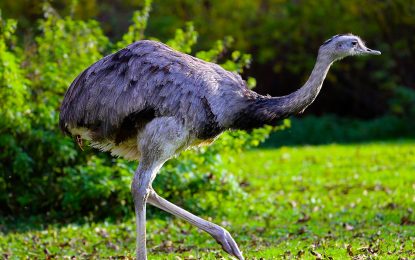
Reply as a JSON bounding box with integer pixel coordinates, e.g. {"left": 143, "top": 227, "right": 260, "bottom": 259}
{"left": 2, "top": 140, "right": 415, "bottom": 259}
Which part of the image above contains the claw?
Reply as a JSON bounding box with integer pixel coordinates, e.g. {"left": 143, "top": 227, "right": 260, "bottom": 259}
{"left": 213, "top": 227, "right": 244, "bottom": 260}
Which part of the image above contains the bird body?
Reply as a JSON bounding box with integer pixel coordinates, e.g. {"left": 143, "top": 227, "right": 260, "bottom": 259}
{"left": 60, "top": 40, "right": 260, "bottom": 159}
{"left": 59, "top": 34, "right": 380, "bottom": 260}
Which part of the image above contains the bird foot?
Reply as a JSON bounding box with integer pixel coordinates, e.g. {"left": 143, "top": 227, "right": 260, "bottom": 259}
{"left": 213, "top": 227, "right": 244, "bottom": 260}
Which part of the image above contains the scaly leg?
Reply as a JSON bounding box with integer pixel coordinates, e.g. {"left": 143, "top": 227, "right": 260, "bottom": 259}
{"left": 132, "top": 116, "right": 190, "bottom": 259}
{"left": 131, "top": 163, "right": 158, "bottom": 260}
{"left": 147, "top": 189, "right": 244, "bottom": 260}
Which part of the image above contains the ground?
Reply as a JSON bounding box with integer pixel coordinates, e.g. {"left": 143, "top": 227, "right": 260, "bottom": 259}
{"left": 1, "top": 141, "right": 415, "bottom": 259}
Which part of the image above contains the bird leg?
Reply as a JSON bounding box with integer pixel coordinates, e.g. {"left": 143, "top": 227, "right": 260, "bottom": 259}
{"left": 147, "top": 189, "right": 245, "bottom": 260}
{"left": 131, "top": 163, "right": 156, "bottom": 260}
{"left": 132, "top": 116, "right": 190, "bottom": 259}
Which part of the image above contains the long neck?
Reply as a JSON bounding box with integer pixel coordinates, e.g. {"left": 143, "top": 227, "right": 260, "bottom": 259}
{"left": 277, "top": 53, "right": 333, "bottom": 115}
{"left": 232, "top": 52, "right": 334, "bottom": 130}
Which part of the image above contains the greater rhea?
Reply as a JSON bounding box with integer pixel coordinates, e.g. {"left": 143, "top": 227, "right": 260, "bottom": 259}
{"left": 60, "top": 34, "right": 380, "bottom": 259}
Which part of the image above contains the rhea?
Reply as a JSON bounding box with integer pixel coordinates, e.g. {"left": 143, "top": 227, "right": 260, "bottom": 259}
{"left": 59, "top": 34, "right": 380, "bottom": 259}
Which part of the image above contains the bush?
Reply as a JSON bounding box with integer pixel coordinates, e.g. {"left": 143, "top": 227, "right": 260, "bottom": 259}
{"left": 0, "top": 2, "right": 280, "bottom": 221}
{"left": 263, "top": 115, "right": 414, "bottom": 147}
{"left": 3, "top": 0, "right": 415, "bottom": 118}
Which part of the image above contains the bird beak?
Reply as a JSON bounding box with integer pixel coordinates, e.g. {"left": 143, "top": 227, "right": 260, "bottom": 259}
{"left": 362, "top": 47, "right": 381, "bottom": 55}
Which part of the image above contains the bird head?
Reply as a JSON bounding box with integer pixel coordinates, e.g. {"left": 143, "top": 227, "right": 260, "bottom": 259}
{"left": 319, "top": 34, "right": 381, "bottom": 61}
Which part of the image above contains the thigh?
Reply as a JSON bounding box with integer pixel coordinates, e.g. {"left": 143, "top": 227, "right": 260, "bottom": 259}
{"left": 138, "top": 116, "right": 191, "bottom": 170}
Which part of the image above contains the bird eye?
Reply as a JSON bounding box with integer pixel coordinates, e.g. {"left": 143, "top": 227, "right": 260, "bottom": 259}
{"left": 352, "top": 41, "right": 358, "bottom": 46}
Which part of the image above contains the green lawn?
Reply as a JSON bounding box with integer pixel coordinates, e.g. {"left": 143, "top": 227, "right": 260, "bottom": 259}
{"left": 2, "top": 141, "right": 415, "bottom": 259}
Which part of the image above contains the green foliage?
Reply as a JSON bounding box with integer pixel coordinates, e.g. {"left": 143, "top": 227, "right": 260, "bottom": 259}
{"left": 166, "top": 22, "right": 198, "bottom": 54}
{"left": 115, "top": 0, "right": 152, "bottom": 49}
{"left": 264, "top": 115, "right": 414, "bottom": 147}
{"left": 389, "top": 87, "right": 415, "bottom": 118}
{"left": 0, "top": 12, "right": 30, "bottom": 132}
{"left": 195, "top": 36, "right": 256, "bottom": 88}
{"left": 2, "top": 141, "right": 415, "bottom": 258}
{"left": 33, "top": 3, "right": 109, "bottom": 129}
{"left": 0, "top": 3, "right": 277, "bottom": 220}
{"left": 145, "top": 0, "right": 415, "bottom": 117}
{"left": 0, "top": 3, "right": 117, "bottom": 219}
{"left": 2, "top": 0, "right": 412, "bottom": 223}
{"left": 2, "top": 0, "right": 415, "bottom": 117}
{"left": 195, "top": 37, "right": 234, "bottom": 63}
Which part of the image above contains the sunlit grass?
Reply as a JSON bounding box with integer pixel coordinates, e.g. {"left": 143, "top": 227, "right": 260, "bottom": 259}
{"left": 1, "top": 141, "right": 415, "bottom": 259}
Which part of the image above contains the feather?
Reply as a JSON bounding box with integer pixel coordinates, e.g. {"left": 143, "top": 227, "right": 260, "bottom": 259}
{"left": 59, "top": 40, "right": 252, "bottom": 142}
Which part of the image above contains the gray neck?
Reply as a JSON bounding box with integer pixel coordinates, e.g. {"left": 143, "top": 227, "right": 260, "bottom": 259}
{"left": 231, "top": 52, "right": 334, "bottom": 130}
{"left": 277, "top": 52, "right": 333, "bottom": 115}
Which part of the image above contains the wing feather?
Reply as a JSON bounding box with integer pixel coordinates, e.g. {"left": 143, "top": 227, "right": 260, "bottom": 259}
{"left": 59, "top": 40, "right": 250, "bottom": 141}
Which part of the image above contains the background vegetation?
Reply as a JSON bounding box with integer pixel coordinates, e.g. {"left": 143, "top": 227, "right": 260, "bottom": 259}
{"left": 3, "top": 0, "right": 415, "bottom": 118}
{"left": 0, "top": 0, "right": 414, "bottom": 258}
{"left": 0, "top": 0, "right": 281, "bottom": 220}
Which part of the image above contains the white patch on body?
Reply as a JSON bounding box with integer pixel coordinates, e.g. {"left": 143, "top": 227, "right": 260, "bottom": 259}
{"left": 68, "top": 117, "right": 210, "bottom": 162}
{"left": 69, "top": 127, "right": 142, "bottom": 160}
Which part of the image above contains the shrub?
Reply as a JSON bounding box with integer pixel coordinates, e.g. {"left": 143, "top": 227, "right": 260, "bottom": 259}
{"left": 0, "top": 2, "right": 280, "bottom": 221}
{"left": 263, "top": 115, "right": 414, "bottom": 147}
{"left": 3, "top": 0, "right": 415, "bottom": 118}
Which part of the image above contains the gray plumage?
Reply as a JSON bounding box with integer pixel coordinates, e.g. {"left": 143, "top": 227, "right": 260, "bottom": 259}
{"left": 60, "top": 40, "right": 254, "bottom": 143}
{"left": 59, "top": 34, "right": 380, "bottom": 260}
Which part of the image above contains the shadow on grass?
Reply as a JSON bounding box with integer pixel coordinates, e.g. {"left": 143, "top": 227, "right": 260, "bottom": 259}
{"left": 0, "top": 207, "right": 172, "bottom": 235}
